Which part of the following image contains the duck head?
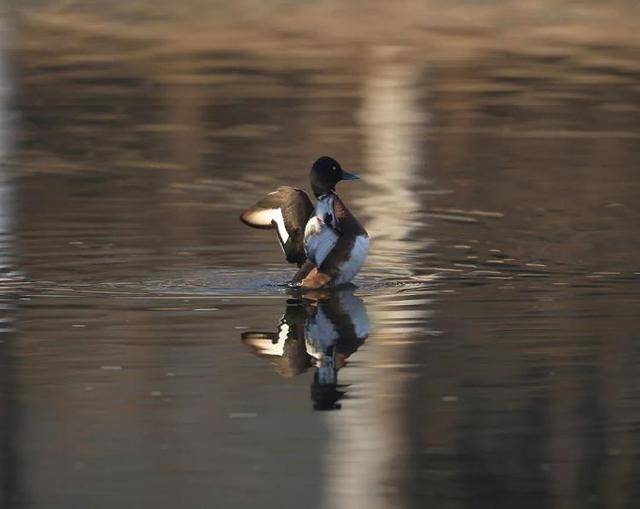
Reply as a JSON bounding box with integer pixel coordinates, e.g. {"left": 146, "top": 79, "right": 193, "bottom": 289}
{"left": 310, "top": 156, "right": 360, "bottom": 198}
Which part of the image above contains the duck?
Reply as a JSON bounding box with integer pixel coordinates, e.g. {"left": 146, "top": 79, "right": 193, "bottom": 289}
{"left": 240, "top": 156, "right": 369, "bottom": 289}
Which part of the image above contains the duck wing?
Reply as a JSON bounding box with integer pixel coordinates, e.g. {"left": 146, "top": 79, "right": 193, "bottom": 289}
{"left": 240, "top": 186, "right": 314, "bottom": 266}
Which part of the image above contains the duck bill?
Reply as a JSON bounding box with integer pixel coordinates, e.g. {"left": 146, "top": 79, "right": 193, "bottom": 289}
{"left": 341, "top": 170, "right": 360, "bottom": 181}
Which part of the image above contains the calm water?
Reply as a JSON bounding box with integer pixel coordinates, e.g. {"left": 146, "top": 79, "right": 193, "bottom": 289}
{"left": 1, "top": 2, "right": 640, "bottom": 507}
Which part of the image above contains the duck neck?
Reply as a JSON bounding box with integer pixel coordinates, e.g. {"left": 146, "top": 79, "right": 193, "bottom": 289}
{"left": 315, "top": 189, "right": 337, "bottom": 201}
{"left": 311, "top": 173, "right": 335, "bottom": 197}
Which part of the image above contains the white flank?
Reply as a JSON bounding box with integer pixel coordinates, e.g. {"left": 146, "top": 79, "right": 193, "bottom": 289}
{"left": 335, "top": 235, "right": 370, "bottom": 285}
{"left": 338, "top": 291, "right": 371, "bottom": 340}
{"left": 305, "top": 307, "right": 339, "bottom": 360}
{"left": 304, "top": 216, "right": 339, "bottom": 266}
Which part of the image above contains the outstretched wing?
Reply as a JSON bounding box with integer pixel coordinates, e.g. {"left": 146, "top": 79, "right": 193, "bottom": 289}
{"left": 240, "top": 186, "right": 314, "bottom": 266}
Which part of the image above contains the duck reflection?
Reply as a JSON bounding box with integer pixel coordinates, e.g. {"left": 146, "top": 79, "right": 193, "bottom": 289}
{"left": 242, "top": 287, "right": 370, "bottom": 410}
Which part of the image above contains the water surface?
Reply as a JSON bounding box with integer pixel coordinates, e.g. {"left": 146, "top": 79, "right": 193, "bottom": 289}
{"left": 1, "top": 2, "right": 640, "bottom": 508}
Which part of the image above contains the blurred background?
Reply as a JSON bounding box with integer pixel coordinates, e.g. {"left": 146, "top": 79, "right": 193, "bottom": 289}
{"left": 1, "top": 1, "right": 640, "bottom": 507}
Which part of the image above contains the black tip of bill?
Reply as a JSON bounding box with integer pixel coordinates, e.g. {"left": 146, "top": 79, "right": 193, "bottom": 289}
{"left": 342, "top": 170, "right": 360, "bottom": 181}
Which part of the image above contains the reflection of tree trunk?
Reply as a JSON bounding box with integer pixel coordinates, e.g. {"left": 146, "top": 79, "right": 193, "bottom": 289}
{"left": 163, "top": 80, "right": 207, "bottom": 174}
{"left": 357, "top": 46, "right": 427, "bottom": 259}
{"left": 321, "top": 47, "right": 428, "bottom": 509}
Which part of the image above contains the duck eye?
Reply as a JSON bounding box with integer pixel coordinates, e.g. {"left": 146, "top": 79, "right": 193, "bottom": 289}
{"left": 332, "top": 166, "right": 337, "bottom": 171}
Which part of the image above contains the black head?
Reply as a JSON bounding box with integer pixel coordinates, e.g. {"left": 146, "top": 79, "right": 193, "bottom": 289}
{"left": 310, "top": 156, "right": 360, "bottom": 197}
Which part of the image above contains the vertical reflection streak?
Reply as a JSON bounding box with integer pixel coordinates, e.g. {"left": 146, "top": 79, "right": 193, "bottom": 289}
{"left": 358, "top": 46, "right": 428, "bottom": 271}
{"left": 321, "top": 47, "right": 429, "bottom": 509}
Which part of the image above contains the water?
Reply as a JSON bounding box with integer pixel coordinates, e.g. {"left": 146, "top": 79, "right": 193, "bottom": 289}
{"left": 2, "top": 2, "right": 640, "bottom": 507}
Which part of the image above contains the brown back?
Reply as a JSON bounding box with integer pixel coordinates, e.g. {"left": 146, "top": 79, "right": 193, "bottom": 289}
{"left": 332, "top": 194, "right": 367, "bottom": 237}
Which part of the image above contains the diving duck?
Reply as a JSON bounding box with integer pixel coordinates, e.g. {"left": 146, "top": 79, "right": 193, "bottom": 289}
{"left": 240, "top": 156, "right": 369, "bottom": 289}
